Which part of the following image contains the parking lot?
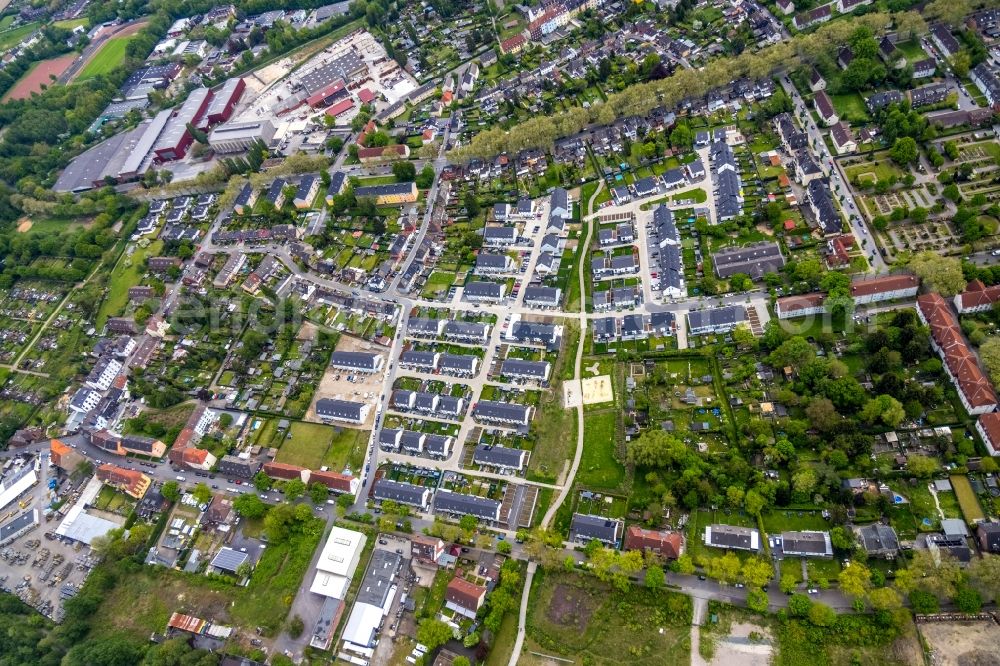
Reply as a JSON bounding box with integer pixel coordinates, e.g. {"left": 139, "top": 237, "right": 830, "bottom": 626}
{"left": 0, "top": 453, "right": 98, "bottom": 621}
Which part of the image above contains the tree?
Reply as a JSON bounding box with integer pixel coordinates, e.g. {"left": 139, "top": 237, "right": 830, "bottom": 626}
{"left": 746, "top": 588, "right": 769, "bottom": 612}
{"left": 768, "top": 337, "right": 815, "bottom": 369}
{"left": 955, "top": 586, "right": 983, "bottom": 613}
{"left": 868, "top": 587, "right": 901, "bottom": 611}
{"left": 337, "top": 493, "right": 355, "bottom": 515}
{"left": 392, "top": 161, "right": 416, "bottom": 181}
{"left": 805, "top": 397, "right": 840, "bottom": 431}
{"left": 191, "top": 483, "right": 212, "bottom": 505}
{"left": 463, "top": 631, "right": 480, "bottom": 648}
{"left": 779, "top": 573, "right": 798, "bottom": 594}
{"left": 741, "top": 558, "right": 773, "bottom": 588}
{"left": 979, "top": 337, "right": 1000, "bottom": 386}
{"left": 908, "top": 252, "right": 965, "bottom": 296}
{"left": 645, "top": 564, "right": 665, "bottom": 590}
{"left": 416, "top": 619, "right": 454, "bottom": 650}
{"left": 705, "top": 552, "right": 741, "bottom": 585}
{"left": 497, "top": 540, "right": 512, "bottom": 555}
{"left": 287, "top": 615, "right": 305, "bottom": 638}
{"left": 895, "top": 550, "right": 963, "bottom": 600}
{"left": 673, "top": 553, "right": 695, "bottom": 575}
{"left": 626, "top": 429, "right": 688, "bottom": 468}
{"left": 908, "top": 590, "right": 939, "bottom": 614}
{"left": 309, "top": 483, "right": 329, "bottom": 505}
{"left": 253, "top": 471, "right": 272, "bottom": 491}
{"left": 744, "top": 489, "right": 765, "bottom": 516}
{"left": 453, "top": 658, "right": 471, "bottom": 666}
{"left": 416, "top": 165, "right": 435, "bottom": 189}
{"left": 233, "top": 494, "right": 267, "bottom": 519}
{"left": 459, "top": 514, "right": 478, "bottom": 533}
{"left": 860, "top": 394, "right": 905, "bottom": 428}
{"left": 837, "top": 561, "right": 872, "bottom": 598}
{"left": 829, "top": 526, "right": 855, "bottom": 552}
{"left": 464, "top": 192, "right": 480, "bottom": 217}
{"left": 161, "top": 481, "right": 181, "bottom": 503}
{"left": 890, "top": 137, "right": 918, "bottom": 165}
{"left": 807, "top": 602, "right": 836, "bottom": 627}
{"left": 788, "top": 594, "right": 812, "bottom": 617}
{"left": 967, "top": 555, "right": 1000, "bottom": 603}
{"left": 284, "top": 479, "right": 306, "bottom": 501}
{"left": 906, "top": 453, "right": 939, "bottom": 478}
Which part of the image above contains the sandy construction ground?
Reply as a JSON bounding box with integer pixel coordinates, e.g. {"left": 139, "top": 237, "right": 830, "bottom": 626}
{"left": 580, "top": 375, "right": 613, "bottom": 404}
{"left": 695, "top": 622, "right": 773, "bottom": 666}
{"left": 303, "top": 335, "right": 384, "bottom": 427}
{"left": 920, "top": 620, "right": 1000, "bottom": 666}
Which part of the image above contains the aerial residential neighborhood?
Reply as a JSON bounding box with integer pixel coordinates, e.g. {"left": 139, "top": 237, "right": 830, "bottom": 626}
{"left": 2, "top": 0, "right": 1000, "bottom": 664}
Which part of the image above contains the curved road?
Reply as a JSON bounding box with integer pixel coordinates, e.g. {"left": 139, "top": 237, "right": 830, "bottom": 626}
{"left": 541, "top": 179, "right": 603, "bottom": 529}
{"left": 509, "top": 181, "right": 603, "bottom": 666}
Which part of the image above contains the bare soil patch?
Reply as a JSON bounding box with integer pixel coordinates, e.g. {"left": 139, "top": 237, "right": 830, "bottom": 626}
{"left": 545, "top": 582, "right": 596, "bottom": 629}
{"left": 3, "top": 53, "right": 76, "bottom": 101}
{"left": 16, "top": 218, "right": 32, "bottom": 233}
{"left": 919, "top": 620, "right": 1000, "bottom": 666}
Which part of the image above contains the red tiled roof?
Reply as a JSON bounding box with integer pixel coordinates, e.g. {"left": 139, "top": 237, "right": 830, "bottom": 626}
{"left": 310, "top": 469, "right": 354, "bottom": 493}
{"left": 182, "top": 448, "right": 209, "bottom": 465}
{"left": 958, "top": 280, "right": 1000, "bottom": 311}
{"left": 623, "top": 525, "right": 683, "bottom": 558}
{"left": 849, "top": 274, "right": 918, "bottom": 298}
{"left": 263, "top": 461, "right": 305, "bottom": 480}
{"left": 358, "top": 88, "right": 375, "bottom": 104}
{"left": 777, "top": 293, "right": 827, "bottom": 313}
{"left": 979, "top": 412, "right": 1000, "bottom": 450}
{"left": 446, "top": 577, "right": 487, "bottom": 610}
{"left": 325, "top": 98, "right": 354, "bottom": 117}
{"left": 918, "top": 292, "right": 998, "bottom": 409}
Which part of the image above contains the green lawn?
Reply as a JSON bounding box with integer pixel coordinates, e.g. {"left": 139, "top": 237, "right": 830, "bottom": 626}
{"left": 420, "top": 270, "right": 456, "bottom": 299}
{"left": 274, "top": 421, "right": 368, "bottom": 473}
{"left": 828, "top": 92, "right": 870, "bottom": 123}
{"left": 576, "top": 409, "right": 624, "bottom": 490}
{"left": 54, "top": 17, "right": 89, "bottom": 30}
{"left": 0, "top": 22, "right": 40, "bottom": 51}
{"left": 76, "top": 35, "right": 136, "bottom": 80}
{"left": 96, "top": 239, "right": 163, "bottom": 329}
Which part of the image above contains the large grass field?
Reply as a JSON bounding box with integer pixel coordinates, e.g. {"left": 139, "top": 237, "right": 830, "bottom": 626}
{"left": 89, "top": 517, "right": 324, "bottom": 638}
{"left": 76, "top": 35, "right": 135, "bottom": 80}
{"left": 54, "top": 17, "right": 89, "bottom": 30}
{"left": 0, "top": 21, "right": 39, "bottom": 51}
{"left": 96, "top": 239, "right": 162, "bottom": 329}
{"left": 575, "top": 409, "right": 624, "bottom": 490}
{"left": 274, "top": 420, "right": 367, "bottom": 472}
{"left": 526, "top": 569, "right": 691, "bottom": 666}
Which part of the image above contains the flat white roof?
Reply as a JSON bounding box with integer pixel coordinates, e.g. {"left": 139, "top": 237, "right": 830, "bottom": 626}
{"left": 0, "top": 468, "right": 36, "bottom": 511}
{"left": 310, "top": 571, "right": 350, "bottom": 599}
{"left": 341, "top": 602, "right": 383, "bottom": 648}
{"left": 316, "top": 525, "right": 366, "bottom": 577}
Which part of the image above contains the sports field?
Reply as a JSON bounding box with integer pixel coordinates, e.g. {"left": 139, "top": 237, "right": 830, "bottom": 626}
{"left": 76, "top": 36, "right": 134, "bottom": 80}
{"left": 2, "top": 53, "right": 76, "bottom": 101}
